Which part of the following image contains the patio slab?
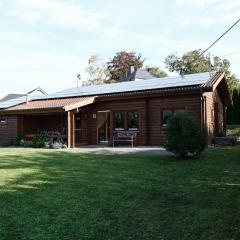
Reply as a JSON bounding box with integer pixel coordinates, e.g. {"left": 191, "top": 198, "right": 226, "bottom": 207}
{"left": 68, "top": 146, "right": 172, "bottom": 156}
{"left": 1, "top": 146, "right": 172, "bottom": 156}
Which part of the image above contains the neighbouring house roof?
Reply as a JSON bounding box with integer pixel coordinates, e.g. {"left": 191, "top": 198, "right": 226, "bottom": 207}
{"left": 0, "top": 71, "right": 227, "bottom": 111}
{"left": 5, "top": 96, "right": 96, "bottom": 112}
{"left": 119, "top": 68, "right": 156, "bottom": 82}
{"left": 0, "top": 94, "right": 25, "bottom": 102}
{"left": 0, "top": 87, "right": 46, "bottom": 107}
{"left": 135, "top": 69, "right": 155, "bottom": 80}
{"left": 27, "top": 87, "right": 47, "bottom": 95}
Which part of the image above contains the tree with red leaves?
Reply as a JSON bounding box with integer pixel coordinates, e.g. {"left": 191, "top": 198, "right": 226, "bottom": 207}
{"left": 107, "top": 51, "right": 144, "bottom": 82}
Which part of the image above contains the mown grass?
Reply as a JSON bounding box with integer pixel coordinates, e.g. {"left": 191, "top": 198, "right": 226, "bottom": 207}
{"left": 0, "top": 147, "right": 239, "bottom": 240}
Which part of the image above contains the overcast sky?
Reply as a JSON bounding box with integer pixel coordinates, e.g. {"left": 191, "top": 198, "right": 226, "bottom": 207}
{"left": 0, "top": 0, "right": 239, "bottom": 98}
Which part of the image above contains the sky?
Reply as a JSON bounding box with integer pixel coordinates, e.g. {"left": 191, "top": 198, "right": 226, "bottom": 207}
{"left": 0, "top": 0, "right": 239, "bottom": 98}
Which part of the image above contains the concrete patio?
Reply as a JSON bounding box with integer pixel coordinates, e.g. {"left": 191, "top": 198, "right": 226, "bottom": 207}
{"left": 68, "top": 146, "right": 172, "bottom": 156}
{"left": 1, "top": 146, "right": 172, "bottom": 156}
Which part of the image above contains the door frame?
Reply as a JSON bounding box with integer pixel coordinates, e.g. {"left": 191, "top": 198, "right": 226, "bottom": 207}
{"left": 96, "top": 110, "right": 110, "bottom": 144}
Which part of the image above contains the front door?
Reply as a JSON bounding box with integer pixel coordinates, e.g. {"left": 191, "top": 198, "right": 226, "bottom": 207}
{"left": 97, "top": 111, "right": 110, "bottom": 144}
{"left": 75, "top": 112, "right": 88, "bottom": 146}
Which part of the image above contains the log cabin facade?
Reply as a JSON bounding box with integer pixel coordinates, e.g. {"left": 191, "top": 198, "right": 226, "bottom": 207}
{"left": 0, "top": 71, "right": 230, "bottom": 147}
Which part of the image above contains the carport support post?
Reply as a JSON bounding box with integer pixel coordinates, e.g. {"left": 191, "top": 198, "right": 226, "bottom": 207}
{"left": 67, "top": 111, "right": 75, "bottom": 148}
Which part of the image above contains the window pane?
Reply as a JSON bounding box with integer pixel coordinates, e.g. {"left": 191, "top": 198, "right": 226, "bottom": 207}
{"left": 128, "top": 112, "right": 138, "bottom": 130}
{"left": 114, "top": 112, "right": 124, "bottom": 130}
{"left": 0, "top": 117, "right": 7, "bottom": 124}
{"left": 162, "top": 110, "right": 172, "bottom": 126}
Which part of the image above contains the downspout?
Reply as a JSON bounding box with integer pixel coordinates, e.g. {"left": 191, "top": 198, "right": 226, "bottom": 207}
{"left": 200, "top": 89, "right": 204, "bottom": 131}
{"left": 200, "top": 89, "right": 208, "bottom": 141}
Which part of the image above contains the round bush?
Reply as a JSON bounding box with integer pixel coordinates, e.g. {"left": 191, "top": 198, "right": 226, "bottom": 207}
{"left": 16, "top": 133, "right": 25, "bottom": 146}
{"left": 32, "top": 134, "right": 47, "bottom": 148}
{"left": 166, "top": 112, "right": 206, "bottom": 158}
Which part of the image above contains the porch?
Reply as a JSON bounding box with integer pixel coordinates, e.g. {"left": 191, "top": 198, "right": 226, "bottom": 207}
{"left": 17, "top": 108, "right": 140, "bottom": 148}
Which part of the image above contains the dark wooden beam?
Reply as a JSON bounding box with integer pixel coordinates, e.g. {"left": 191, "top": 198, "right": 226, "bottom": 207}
{"left": 67, "top": 111, "right": 75, "bottom": 148}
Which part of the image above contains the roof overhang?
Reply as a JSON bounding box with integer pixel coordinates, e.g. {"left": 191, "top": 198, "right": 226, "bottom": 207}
{"left": 202, "top": 71, "right": 231, "bottom": 105}
{"left": 0, "top": 96, "right": 96, "bottom": 114}
{"left": 63, "top": 96, "right": 96, "bottom": 111}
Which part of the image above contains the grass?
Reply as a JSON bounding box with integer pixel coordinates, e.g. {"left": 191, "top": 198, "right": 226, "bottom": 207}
{"left": 227, "top": 124, "right": 240, "bottom": 136}
{"left": 0, "top": 147, "right": 239, "bottom": 240}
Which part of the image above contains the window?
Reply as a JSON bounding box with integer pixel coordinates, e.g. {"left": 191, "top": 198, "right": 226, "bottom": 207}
{"left": 128, "top": 111, "right": 138, "bottom": 130}
{"left": 162, "top": 110, "right": 173, "bottom": 126}
{"left": 162, "top": 109, "right": 185, "bottom": 126}
{"left": 174, "top": 109, "right": 185, "bottom": 115}
{"left": 114, "top": 112, "right": 124, "bottom": 130}
{"left": 0, "top": 117, "right": 7, "bottom": 125}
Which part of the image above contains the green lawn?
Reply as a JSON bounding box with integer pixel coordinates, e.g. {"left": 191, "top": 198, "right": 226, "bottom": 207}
{"left": 0, "top": 148, "right": 239, "bottom": 240}
{"left": 227, "top": 124, "right": 240, "bottom": 136}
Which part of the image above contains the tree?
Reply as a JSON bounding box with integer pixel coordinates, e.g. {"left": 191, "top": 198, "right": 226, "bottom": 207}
{"left": 227, "top": 87, "right": 240, "bottom": 124}
{"left": 166, "top": 111, "right": 206, "bottom": 158}
{"left": 165, "top": 49, "right": 239, "bottom": 93}
{"left": 145, "top": 66, "right": 168, "bottom": 78}
{"left": 84, "top": 54, "right": 110, "bottom": 86}
{"left": 107, "top": 51, "right": 144, "bottom": 82}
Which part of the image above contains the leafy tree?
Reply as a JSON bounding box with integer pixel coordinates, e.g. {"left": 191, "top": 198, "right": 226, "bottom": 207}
{"left": 107, "top": 51, "right": 144, "bottom": 82}
{"left": 84, "top": 54, "right": 110, "bottom": 86}
{"left": 165, "top": 49, "right": 239, "bottom": 93}
{"left": 227, "top": 87, "right": 240, "bottom": 124}
{"left": 145, "top": 66, "right": 168, "bottom": 78}
{"left": 166, "top": 111, "right": 206, "bottom": 158}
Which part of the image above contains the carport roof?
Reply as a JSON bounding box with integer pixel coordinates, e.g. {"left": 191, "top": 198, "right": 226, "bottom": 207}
{"left": 3, "top": 96, "right": 96, "bottom": 112}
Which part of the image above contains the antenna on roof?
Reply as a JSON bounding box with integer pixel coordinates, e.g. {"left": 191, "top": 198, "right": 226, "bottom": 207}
{"left": 77, "top": 74, "right": 81, "bottom": 88}
{"left": 208, "top": 52, "right": 215, "bottom": 68}
{"left": 208, "top": 52, "right": 215, "bottom": 78}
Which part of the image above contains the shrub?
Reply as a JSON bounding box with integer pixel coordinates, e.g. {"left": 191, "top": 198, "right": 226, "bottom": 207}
{"left": 24, "top": 141, "right": 33, "bottom": 148}
{"left": 0, "top": 140, "right": 14, "bottom": 147}
{"left": 32, "top": 134, "right": 46, "bottom": 148}
{"left": 16, "top": 133, "right": 25, "bottom": 146}
{"left": 51, "top": 141, "right": 67, "bottom": 149}
{"left": 166, "top": 112, "right": 206, "bottom": 158}
{"left": 45, "top": 141, "right": 67, "bottom": 149}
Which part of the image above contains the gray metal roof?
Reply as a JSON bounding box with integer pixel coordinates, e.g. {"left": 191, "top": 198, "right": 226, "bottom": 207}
{"left": 0, "top": 72, "right": 215, "bottom": 110}
{"left": 135, "top": 69, "right": 155, "bottom": 79}
{"left": 0, "top": 94, "right": 25, "bottom": 102}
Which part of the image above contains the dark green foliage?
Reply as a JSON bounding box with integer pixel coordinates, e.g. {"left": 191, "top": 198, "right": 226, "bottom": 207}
{"left": 15, "top": 133, "right": 25, "bottom": 146}
{"left": 0, "top": 140, "right": 14, "bottom": 147}
{"left": 227, "top": 88, "right": 240, "bottom": 124}
{"left": 166, "top": 112, "right": 206, "bottom": 158}
{"left": 32, "top": 133, "right": 46, "bottom": 148}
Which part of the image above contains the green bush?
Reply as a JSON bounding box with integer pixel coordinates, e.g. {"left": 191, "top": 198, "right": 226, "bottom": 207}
{"left": 16, "top": 133, "right": 25, "bottom": 146}
{"left": 166, "top": 112, "right": 206, "bottom": 158}
{"left": 32, "top": 134, "right": 46, "bottom": 148}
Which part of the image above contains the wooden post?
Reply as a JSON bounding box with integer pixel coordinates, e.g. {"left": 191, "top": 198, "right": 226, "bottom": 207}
{"left": 67, "top": 111, "right": 71, "bottom": 148}
{"left": 67, "top": 111, "right": 75, "bottom": 148}
{"left": 72, "top": 111, "right": 75, "bottom": 148}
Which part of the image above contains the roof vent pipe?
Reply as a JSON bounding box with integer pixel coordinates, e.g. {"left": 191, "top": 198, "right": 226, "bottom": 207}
{"left": 130, "top": 66, "right": 135, "bottom": 74}
{"left": 25, "top": 94, "right": 29, "bottom": 104}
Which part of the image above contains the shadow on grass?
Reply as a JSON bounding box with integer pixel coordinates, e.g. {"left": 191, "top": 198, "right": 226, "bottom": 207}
{"left": 0, "top": 147, "right": 239, "bottom": 240}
